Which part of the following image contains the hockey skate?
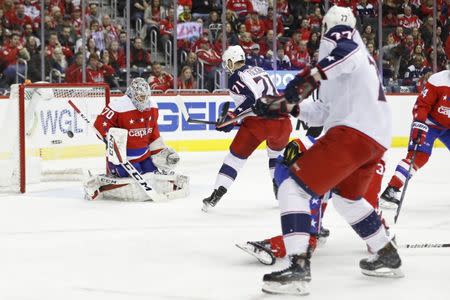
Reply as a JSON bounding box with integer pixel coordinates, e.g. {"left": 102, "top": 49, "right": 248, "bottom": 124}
{"left": 317, "top": 226, "right": 330, "bottom": 247}
{"left": 380, "top": 186, "right": 400, "bottom": 209}
{"left": 235, "top": 240, "right": 276, "bottom": 265}
{"left": 262, "top": 253, "right": 311, "bottom": 296}
{"left": 202, "top": 186, "right": 227, "bottom": 212}
{"left": 360, "top": 241, "right": 404, "bottom": 278}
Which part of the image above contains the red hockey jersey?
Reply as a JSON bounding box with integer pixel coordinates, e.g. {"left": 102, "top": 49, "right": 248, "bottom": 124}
{"left": 94, "top": 95, "right": 163, "bottom": 162}
{"left": 413, "top": 70, "right": 450, "bottom": 129}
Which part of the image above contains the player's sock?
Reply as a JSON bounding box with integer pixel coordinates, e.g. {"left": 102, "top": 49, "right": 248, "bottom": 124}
{"left": 269, "top": 235, "right": 286, "bottom": 258}
{"left": 213, "top": 152, "right": 247, "bottom": 190}
{"left": 333, "top": 194, "right": 390, "bottom": 253}
{"left": 278, "top": 178, "right": 312, "bottom": 256}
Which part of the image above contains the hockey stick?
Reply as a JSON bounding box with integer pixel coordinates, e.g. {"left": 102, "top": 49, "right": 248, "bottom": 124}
{"left": 394, "top": 143, "right": 419, "bottom": 223}
{"left": 174, "top": 95, "right": 216, "bottom": 125}
{"left": 67, "top": 100, "right": 166, "bottom": 201}
{"left": 215, "top": 108, "right": 255, "bottom": 129}
{"left": 399, "top": 243, "right": 450, "bottom": 249}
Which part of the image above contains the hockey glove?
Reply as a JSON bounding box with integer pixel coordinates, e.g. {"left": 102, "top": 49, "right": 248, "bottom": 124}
{"left": 216, "top": 111, "right": 236, "bottom": 132}
{"left": 411, "top": 121, "right": 429, "bottom": 145}
{"left": 290, "top": 104, "right": 300, "bottom": 118}
{"left": 284, "top": 67, "right": 319, "bottom": 104}
{"left": 253, "top": 95, "right": 290, "bottom": 118}
{"left": 282, "top": 139, "right": 304, "bottom": 166}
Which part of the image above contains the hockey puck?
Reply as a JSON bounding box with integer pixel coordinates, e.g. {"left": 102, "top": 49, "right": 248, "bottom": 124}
{"left": 67, "top": 131, "right": 74, "bottom": 138}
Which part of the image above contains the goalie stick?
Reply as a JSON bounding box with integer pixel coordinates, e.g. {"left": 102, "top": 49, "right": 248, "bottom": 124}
{"left": 67, "top": 100, "right": 166, "bottom": 202}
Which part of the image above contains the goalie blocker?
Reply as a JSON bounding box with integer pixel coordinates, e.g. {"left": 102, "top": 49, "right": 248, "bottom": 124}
{"left": 84, "top": 127, "right": 189, "bottom": 201}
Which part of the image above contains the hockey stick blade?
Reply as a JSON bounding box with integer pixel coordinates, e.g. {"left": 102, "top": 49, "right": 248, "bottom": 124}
{"left": 400, "top": 243, "right": 450, "bottom": 249}
{"left": 217, "top": 101, "right": 231, "bottom": 124}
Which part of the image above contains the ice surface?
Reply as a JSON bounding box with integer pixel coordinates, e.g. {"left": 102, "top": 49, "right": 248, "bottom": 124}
{"left": 0, "top": 148, "right": 449, "bottom": 300}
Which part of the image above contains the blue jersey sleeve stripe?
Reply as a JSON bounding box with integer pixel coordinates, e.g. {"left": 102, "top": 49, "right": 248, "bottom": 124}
{"left": 318, "top": 42, "right": 359, "bottom": 71}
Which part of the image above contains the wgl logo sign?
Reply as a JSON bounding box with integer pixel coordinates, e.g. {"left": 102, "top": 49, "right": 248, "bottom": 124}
{"left": 40, "top": 109, "right": 84, "bottom": 135}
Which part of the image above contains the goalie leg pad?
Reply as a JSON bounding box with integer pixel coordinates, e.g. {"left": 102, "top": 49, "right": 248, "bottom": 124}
{"left": 83, "top": 172, "right": 189, "bottom": 201}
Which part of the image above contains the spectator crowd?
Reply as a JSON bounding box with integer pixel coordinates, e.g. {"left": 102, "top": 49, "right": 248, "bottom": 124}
{"left": 0, "top": 0, "right": 448, "bottom": 93}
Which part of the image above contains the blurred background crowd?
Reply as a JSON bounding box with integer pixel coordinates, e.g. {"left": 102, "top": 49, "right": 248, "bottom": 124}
{"left": 0, "top": 0, "right": 448, "bottom": 93}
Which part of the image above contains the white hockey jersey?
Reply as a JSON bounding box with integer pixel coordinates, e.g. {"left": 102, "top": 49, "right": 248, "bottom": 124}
{"left": 299, "top": 25, "right": 392, "bottom": 148}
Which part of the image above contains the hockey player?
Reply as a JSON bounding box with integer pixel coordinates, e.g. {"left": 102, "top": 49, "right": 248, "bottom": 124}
{"left": 380, "top": 69, "right": 450, "bottom": 208}
{"left": 253, "top": 6, "right": 402, "bottom": 295}
{"left": 202, "top": 45, "right": 292, "bottom": 211}
{"left": 237, "top": 134, "right": 387, "bottom": 265}
{"left": 83, "top": 77, "right": 189, "bottom": 201}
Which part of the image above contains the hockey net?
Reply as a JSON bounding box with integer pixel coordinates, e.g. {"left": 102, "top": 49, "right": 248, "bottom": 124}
{"left": 0, "top": 83, "right": 110, "bottom": 193}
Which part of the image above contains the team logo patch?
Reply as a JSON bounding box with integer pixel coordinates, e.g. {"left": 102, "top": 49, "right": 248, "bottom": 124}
{"left": 129, "top": 128, "right": 153, "bottom": 137}
{"left": 437, "top": 106, "right": 450, "bottom": 117}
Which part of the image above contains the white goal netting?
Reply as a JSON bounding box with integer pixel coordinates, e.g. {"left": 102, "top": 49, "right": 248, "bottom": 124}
{"left": 0, "top": 83, "right": 110, "bottom": 193}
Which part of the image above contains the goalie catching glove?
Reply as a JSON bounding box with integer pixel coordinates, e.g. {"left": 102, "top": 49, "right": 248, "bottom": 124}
{"left": 152, "top": 147, "right": 180, "bottom": 170}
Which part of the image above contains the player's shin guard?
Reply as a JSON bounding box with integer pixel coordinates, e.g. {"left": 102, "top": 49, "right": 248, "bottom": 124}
{"left": 278, "top": 177, "right": 312, "bottom": 256}
{"left": 333, "top": 194, "right": 390, "bottom": 253}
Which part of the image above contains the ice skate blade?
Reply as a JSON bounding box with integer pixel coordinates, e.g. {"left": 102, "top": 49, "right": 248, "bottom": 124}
{"left": 317, "top": 236, "right": 328, "bottom": 248}
{"left": 361, "top": 267, "right": 404, "bottom": 278}
{"left": 379, "top": 199, "right": 398, "bottom": 210}
{"left": 235, "top": 243, "right": 275, "bottom": 265}
{"left": 201, "top": 203, "right": 210, "bottom": 212}
{"left": 262, "top": 281, "right": 310, "bottom": 296}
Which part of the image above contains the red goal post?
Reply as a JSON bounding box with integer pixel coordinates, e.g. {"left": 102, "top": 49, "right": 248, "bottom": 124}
{"left": 0, "top": 82, "right": 110, "bottom": 193}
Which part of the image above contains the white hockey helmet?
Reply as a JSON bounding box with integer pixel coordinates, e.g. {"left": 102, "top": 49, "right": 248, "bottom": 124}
{"left": 222, "top": 45, "right": 246, "bottom": 73}
{"left": 126, "top": 77, "right": 151, "bottom": 111}
{"left": 322, "top": 5, "right": 356, "bottom": 35}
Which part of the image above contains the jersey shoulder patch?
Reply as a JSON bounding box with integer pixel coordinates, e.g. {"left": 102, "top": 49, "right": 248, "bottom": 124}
{"left": 427, "top": 70, "right": 450, "bottom": 88}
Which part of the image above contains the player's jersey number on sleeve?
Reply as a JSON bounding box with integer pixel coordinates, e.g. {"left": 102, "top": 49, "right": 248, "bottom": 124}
{"left": 101, "top": 107, "right": 115, "bottom": 119}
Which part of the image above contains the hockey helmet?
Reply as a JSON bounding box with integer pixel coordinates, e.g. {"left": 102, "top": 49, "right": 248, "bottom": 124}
{"left": 222, "top": 45, "right": 246, "bottom": 73}
{"left": 322, "top": 6, "right": 356, "bottom": 35}
{"left": 126, "top": 77, "right": 151, "bottom": 111}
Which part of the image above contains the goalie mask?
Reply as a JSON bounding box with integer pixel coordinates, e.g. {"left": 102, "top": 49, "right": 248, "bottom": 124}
{"left": 322, "top": 6, "right": 356, "bottom": 35}
{"left": 222, "top": 45, "right": 246, "bottom": 73}
{"left": 126, "top": 77, "right": 152, "bottom": 112}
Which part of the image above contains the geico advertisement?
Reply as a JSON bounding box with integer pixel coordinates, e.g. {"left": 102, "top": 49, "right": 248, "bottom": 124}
{"left": 156, "top": 95, "right": 236, "bottom": 140}
{"left": 0, "top": 94, "right": 418, "bottom": 147}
